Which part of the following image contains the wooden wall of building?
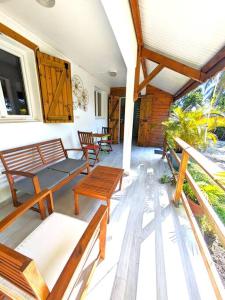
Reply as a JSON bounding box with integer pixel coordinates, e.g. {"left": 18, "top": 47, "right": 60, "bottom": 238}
{"left": 138, "top": 85, "right": 173, "bottom": 147}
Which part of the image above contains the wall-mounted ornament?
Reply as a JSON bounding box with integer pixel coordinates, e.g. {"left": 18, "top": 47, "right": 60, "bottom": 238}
{"left": 80, "top": 89, "right": 89, "bottom": 111}
{"left": 72, "top": 75, "right": 83, "bottom": 98}
{"left": 72, "top": 74, "right": 89, "bottom": 112}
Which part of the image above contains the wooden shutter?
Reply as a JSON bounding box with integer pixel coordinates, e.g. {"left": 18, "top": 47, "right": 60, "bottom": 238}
{"left": 108, "top": 96, "right": 120, "bottom": 144}
{"left": 137, "top": 96, "right": 153, "bottom": 146}
{"left": 36, "top": 50, "right": 74, "bottom": 123}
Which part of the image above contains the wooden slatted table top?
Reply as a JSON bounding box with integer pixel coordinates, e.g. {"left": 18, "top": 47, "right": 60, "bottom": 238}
{"left": 73, "top": 165, "right": 124, "bottom": 200}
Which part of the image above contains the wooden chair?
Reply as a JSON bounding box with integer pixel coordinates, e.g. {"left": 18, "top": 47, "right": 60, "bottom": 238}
{"left": 78, "top": 131, "right": 100, "bottom": 167}
{"left": 98, "top": 127, "right": 113, "bottom": 152}
{"left": 0, "top": 190, "right": 108, "bottom": 300}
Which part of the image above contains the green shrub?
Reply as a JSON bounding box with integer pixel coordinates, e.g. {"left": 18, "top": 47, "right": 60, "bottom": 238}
{"left": 187, "top": 161, "right": 225, "bottom": 225}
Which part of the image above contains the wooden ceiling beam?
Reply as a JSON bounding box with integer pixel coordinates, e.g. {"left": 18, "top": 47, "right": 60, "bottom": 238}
{"left": 174, "top": 46, "right": 225, "bottom": 100}
{"left": 129, "top": 0, "right": 143, "bottom": 46}
{"left": 137, "top": 64, "right": 164, "bottom": 93}
{"left": 141, "top": 58, "right": 148, "bottom": 78}
{"left": 134, "top": 48, "right": 141, "bottom": 101}
{"left": 141, "top": 47, "right": 205, "bottom": 82}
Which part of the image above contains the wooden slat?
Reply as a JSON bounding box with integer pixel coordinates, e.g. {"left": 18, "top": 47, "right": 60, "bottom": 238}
{"left": 141, "top": 47, "right": 204, "bottom": 82}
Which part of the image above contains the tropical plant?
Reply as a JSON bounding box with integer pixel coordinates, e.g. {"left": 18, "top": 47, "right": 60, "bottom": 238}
{"left": 173, "top": 88, "right": 204, "bottom": 111}
{"left": 188, "top": 163, "right": 225, "bottom": 225}
{"left": 162, "top": 107, "right": 225, "bottom": 150}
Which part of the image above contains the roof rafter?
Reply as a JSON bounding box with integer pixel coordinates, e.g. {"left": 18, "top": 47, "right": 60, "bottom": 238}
{"left": 129, "top": 0, "right": 170, "bottom": 100}
{"left": 141, "top": 47, "right": 205, "bottom": 82}
{"left": 129, "top": 0, "right": 143, "bottom": 46}
{"left": 174, "top": 46, "right": 225, "bottom": 100}
{"left": 141, "top": 58, "right": 148, "bottom": 78}
{"left": 137, "top": 64, "right": 164, "bottom": 93}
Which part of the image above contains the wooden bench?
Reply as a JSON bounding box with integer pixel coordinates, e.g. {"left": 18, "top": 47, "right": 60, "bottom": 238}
{"left": 0, "top": 190, "right": 108, "bottom": 300}
{"left": 0, "top": 139, "right": 89, "bottom": 219}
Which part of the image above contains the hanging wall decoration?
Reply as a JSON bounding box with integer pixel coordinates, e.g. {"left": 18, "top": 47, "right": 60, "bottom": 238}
{"left": 72, "top": 74, "right": 89, "bottom": 111}
{"left": 80, "top": 89, "right": 89, "bottom": 111}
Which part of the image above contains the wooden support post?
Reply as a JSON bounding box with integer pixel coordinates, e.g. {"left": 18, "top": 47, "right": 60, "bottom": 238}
{"left": 134, "top": 48, "right": 141, "bottom": 101}
{"left": 174, "top": 150, "right": 189, "bottom": 203}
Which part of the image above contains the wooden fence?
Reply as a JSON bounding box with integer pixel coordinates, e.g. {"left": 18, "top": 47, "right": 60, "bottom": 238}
{"left": 163, "top": 137, "right": 225, "bottom": 300}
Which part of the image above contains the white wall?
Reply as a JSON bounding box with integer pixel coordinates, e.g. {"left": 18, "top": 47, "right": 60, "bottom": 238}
{"left": 0, "top": 11, "right": 110, "bottom": 203}
{"left": 101, "top": 0, "right": 137, "bottom": 173}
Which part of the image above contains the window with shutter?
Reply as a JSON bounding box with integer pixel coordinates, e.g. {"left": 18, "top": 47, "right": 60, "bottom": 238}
{"left": 36, "top": 50, "right": 74, "bottom": 123}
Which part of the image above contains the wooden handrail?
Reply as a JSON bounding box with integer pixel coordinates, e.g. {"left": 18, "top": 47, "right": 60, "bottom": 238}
{"left": 163, "top": 138, "right": 225, "bottom": 300}
{"left": 175, "top": 137, "right": 225, "bottom": 191}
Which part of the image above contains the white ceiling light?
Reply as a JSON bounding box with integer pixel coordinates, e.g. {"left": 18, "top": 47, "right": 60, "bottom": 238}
{"left": 36, "top": 0, "right": 55, "bottom": 8}
{"left": 108, "top": 71, "right": 117, "bottom": 77}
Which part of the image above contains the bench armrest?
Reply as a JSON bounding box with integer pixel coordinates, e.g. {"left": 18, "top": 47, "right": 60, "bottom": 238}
{"left": 48, "top": 205, "right": 108, "bottom": 300}
{"left": 0, "top": 190, "right": 53, "bottom": 232}
{"left": 2, "top": 169, "right": 35, "bottom": 178}
{"left": 65, "top": 148, "right": 89, "bottom": 161}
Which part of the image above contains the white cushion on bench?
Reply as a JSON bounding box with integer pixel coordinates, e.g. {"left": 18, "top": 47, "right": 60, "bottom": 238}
{"left": 15, "top": 213, "right": 88, "bottom": 291}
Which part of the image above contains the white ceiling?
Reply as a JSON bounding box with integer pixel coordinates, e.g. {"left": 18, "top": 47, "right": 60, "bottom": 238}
{"left": 145, "top": 60, "right": 189, "bottom": 94}
{"left": 0, "top": 0, "right": 127, "bottom": 87}
{"left": 139, "top": 0, "right": 225, "bottom": 94}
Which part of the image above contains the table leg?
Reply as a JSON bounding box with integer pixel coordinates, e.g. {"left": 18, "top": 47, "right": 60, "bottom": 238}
{"left": 119, "top": 175, "right": 123, "bottom": 191}
{"left": 106, "top": 198, "right": 110, "bottom": 224}
{"left": 74, "top": 193, "right": 79, "bottom": 215}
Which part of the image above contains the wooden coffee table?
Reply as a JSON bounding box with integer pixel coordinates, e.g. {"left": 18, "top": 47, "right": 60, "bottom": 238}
{"left": 72, "top": 166, "right": 124, "bottom": 223}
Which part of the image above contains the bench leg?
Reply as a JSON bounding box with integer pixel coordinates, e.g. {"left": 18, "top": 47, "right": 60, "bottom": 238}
{"left": 47, "top": 192, "right": 54, "bottom": 215}
{"left": 12, "top": 188, "right": 19, "bottom": 207}
{"left": 106, "top": 199, "right": 110, "bottom": 224}
{"left": 74, "top": 193, "right": 79, "bottom": 215}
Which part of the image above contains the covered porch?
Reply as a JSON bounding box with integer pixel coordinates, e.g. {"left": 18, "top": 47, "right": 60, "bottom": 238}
{"left": 0, "top": 145, "right": 216, "bottom": 299}
{"left": 0, "top": 0, "right": 224, "bottom": 299}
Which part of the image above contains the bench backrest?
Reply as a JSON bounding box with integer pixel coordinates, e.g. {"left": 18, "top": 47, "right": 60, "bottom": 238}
{"left": 0, "top": 139, "right": 66, "bottom": 180}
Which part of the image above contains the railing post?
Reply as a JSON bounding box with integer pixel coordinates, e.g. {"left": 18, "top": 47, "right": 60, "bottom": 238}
{"left": 174, "top": 150, "right": 189, "bottom": 203}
